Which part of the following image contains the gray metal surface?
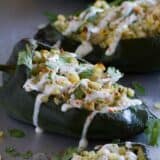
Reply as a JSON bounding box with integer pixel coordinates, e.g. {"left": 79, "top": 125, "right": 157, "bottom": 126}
{"left": 0, "top": 0, "right": 159, "bottom": 159}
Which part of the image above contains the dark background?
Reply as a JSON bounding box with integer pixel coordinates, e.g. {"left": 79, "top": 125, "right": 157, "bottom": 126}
{"left": 0, "top": 0, "right": 159, "bottom": 159}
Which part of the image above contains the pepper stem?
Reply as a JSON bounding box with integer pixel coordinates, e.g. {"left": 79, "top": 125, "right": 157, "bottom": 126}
{"left": 0, "top": 64, "right": 16, "bottom": 73}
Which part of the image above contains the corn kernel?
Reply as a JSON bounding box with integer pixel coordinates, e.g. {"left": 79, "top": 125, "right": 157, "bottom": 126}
{"left": 67, "top": 72, "right": 80, "bottom": 84}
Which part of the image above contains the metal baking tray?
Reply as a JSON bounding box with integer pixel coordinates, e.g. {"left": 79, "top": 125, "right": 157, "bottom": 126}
{"left": 0, "top": 0, "right": 160, "bottom": 159}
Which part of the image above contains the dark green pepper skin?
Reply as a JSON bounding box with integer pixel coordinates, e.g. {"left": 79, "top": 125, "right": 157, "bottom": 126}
{"left": 35, "top": 24, "right": 160, "bottom": 73}
{"left": 0, "top": 39, "right": 148, "bottom": 140}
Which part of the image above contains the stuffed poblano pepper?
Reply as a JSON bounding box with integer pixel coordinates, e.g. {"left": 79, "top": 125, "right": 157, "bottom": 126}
{"left": 54, "top": 142, "right": 150, "bottom": 160}
{"left": 35, "top": 0, "right": 160, "bottom": 72}
{"left": 0, "top": 39, "right": 148, "bottom": 149}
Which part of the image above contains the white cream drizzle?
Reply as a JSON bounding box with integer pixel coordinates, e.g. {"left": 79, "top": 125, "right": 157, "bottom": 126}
{"left": 24, "top": 73, "right": 48, "bottom": 92}
{"left": 98, "top": 8, "right": 118, "bottom": 29}
{"left": 33, "top": 94, "right": 44, "bottom": 132}
{"left": 83, "top": 7, "right": 104, "bottom": 21}
{"left": 63, "top": 20, "right": 82, "bottom": 36}
{"left": 75, "top": 41, "right": 93, "bottom": 57}
{"left": 105, "top": 14, "right": 138, "bottom": 56}
{"left": 78, "top": 111, "right": 98, "bottom": 150}
{"left": 28, "top": 79, "right": 72, "bottom": 132}
{"left": 77, "top": 95, "right": 142, "bottom": 150}
{"left": 52, "top": 40, "right": 62, "bottom": 48}
{"left": 118, "top": 95, "right": 142, "bottom": 107}
{"left": 122, "top": 110, "right": 132, "bottom": 124}
{"left": 77, "top": 95, "right": 142, "bottom": 149}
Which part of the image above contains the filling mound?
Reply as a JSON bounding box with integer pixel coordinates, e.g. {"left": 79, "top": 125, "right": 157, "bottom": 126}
{"left": 23, "top": 48, "right": 141, "bottom": 113}
{"left": 72, "top": 142, "right": 147, "bottom": 160}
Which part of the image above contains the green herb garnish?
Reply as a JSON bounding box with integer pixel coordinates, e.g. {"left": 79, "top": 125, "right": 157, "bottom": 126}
{"left": 5, "top": 146, "right": 33, "bottom": 159}
{"left": 5, "top": 146, "right": 20, "bottom": 157}
{"left": 145, "top": 119, "right": 160, "bottom": 146}
{"left": 60, "top": 56, "right": 73, "bottom": 63}
{"left": 48, "top": 72, "right": 53, "bottom": 80}
{"left": 21, "top": 151, "right": 33, "bottom": 159}
{"left": 79, "top": 69, "right": 93, "bottom": 79}
{"left": 132, "top": 82, "right": 145, "bottom": 95}
{"left": 44, "top": 11, "right": 58, "bottom": 22}
{"left": 18, "top": 44, "right": 33, "bottom": 69}
{"left": 52, "top": 148, "right": 77, "bottom": 160}
{"left": 74, "top": 88, "right": 85, "bottom": 99}
{"left": 8, "top": 128, "right": 25, "bottom": 138}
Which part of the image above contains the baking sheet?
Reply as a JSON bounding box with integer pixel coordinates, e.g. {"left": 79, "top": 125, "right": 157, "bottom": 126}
{"left": 0, "top": 0, "right": 160, "bottom": 159}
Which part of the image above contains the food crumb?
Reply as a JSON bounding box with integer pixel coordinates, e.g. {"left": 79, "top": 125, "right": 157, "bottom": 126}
{"left": 154, "top": 102, "right": 160, "bottom": 109}
{"left": 0, "top": 131, "right": 4, "bottom": 138}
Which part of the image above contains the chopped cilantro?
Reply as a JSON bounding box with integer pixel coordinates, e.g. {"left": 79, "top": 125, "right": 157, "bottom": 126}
{"left": 48, "top": 72, "right": 53, "bottom": 80}
{"left": 52, "top": 148, "right": 77, "bottom": 160}
{"left": 44, "top": 11, "right": 58, "bottom": 22}
{"left": 79, "top": 69, "right": 93, "bottom": 79}
{"left": 8, "top": 128, "right": 25, "bottom": 138}
{"left": 60, "top": 56, "right": 73, "bottom": 63}
{"left": 5, "top": 146, "right": 33, "bottom": 159}
{"left": 145, "top": 119, "right": 160, "bottom": 146}
{"left": 17, "top": 44, "right": 33, "bottom": 69}
{"left": 5, "top": 146, "right": 20, "bottom": 157}
{"left": 74, "top": 88, "right": 85, "bottom": 99}
{"left": 132, "top": 82, "right": 145, "bottom": 95}
{"left": 21, "top": 151, "right": 33, "bottom": 159}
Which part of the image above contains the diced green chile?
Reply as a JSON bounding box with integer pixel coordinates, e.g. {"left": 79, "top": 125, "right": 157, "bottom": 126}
{"left": 35, "top": 24, "right": 160, "bottom": 73}
{"left": 0, "top": 39, "right": 148, "bottom": 139}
